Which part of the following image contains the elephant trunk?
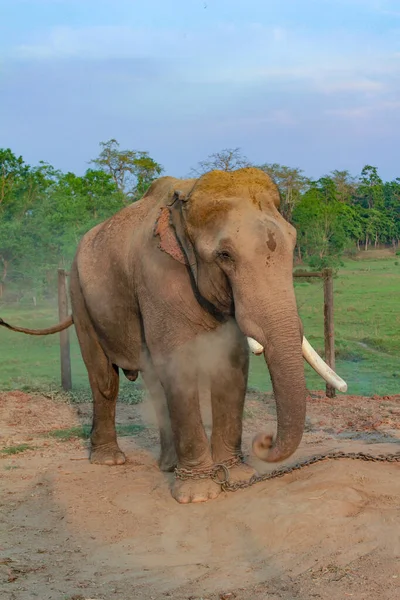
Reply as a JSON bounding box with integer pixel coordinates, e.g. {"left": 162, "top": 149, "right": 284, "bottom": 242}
{"left": 255, "top": 315, "right": 306, "bottom": 463}
{"left": 235, "top": 285, "right": 307, "bottom": 463}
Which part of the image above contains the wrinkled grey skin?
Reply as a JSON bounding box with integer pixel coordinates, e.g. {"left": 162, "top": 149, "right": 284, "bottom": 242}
{"left": 68, "top": 167, "right": 306, "bottom": 503}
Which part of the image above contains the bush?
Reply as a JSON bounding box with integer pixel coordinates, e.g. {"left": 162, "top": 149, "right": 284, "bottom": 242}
{"left": 307, "top": 254, "right": 342, "bottom": 273}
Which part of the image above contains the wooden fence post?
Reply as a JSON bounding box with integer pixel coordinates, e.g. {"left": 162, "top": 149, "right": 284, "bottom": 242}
{"left": 58, "top": 269, "right": 72, "bottom": 391}
{"left": 323, "top": 268, "right": 335, "bottom": 398}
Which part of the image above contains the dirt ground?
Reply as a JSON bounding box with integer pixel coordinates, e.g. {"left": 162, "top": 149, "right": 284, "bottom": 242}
{"left": 1, "top": 388, "right": 400, "bottom": 600}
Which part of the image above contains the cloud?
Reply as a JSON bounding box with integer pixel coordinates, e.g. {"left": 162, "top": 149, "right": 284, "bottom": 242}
{"left": 8, "top": 20, "right": 398, "bottom": 88}
{"left": 1, "top": 1, "right": 400, "bottom": 180}
{"left": 13, "top": 26, "right": 179, "bottom": 60}
{"left": 328, "top": 0, "right": 400, "bottom": 12}
{"left": 316, "top": 78, "right": 386, "bottom": 94}
{"left": 272, "top": 27, "right": 287, "bottom": 42}
{"left": 325, "top": 100, "right": 400, "bottom": 119}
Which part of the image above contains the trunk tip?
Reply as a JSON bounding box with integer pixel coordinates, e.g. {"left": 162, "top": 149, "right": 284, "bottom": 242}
{"left": 252, "top": 432, "right": 274, "bottom": 461}
{"left": 252, "top": 432, "right": 301, "bottom": 463}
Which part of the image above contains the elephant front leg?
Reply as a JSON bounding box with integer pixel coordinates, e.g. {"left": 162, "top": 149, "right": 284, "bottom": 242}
{"left": 210, "top": 334, "right": 257, "bottom": 485}
{"left": 157, "top": 353, "right": 222, "bottom": 504}
{"left": 141, "top": 349, "right": 177, "bottom": 472}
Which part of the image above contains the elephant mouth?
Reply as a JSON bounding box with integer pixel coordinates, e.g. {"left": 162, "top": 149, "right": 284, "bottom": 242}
{"left": 246, "top": 335, "right": 348, "bottom": 393}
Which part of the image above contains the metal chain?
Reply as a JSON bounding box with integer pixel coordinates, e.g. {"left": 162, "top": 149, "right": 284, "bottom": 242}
{"left": 174, "top": 450, "right": 400, "bottom": 493}
{"left": 222, "top": 450, "right": 400, "bottom": 493}
{"left": 175, "top": 455, "right": 243, "bottom": 483}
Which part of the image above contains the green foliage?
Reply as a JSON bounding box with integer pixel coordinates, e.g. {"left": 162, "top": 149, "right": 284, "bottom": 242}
{"left": 290, "top": 165, "right": 399, "bottom": 267}
{"left": 293, "top": 178, "right": 353, "bottom": 269}
{"left": 1, "top": 443, "right": 34, "bottom": 456}
{"left": 1, "top": 143, "right": 399, "bottom": 300}
{"left": 90, "top": 138, "right": 163, "bottom": 200}
{"left": 357, "top": 165, "right": 385, "bottom": 209}
{"left": 257, "top": 163, "right": 309, "bottom": 222}
{"left": 0, "top": 142, "right": 163, "bottom": 298}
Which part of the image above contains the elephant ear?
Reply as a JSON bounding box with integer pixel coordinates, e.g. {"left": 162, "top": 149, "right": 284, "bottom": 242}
{"left": 154, "top": 191, "right": 232, "bottom": 317}
{"left": 170, "top": 193, "right": 232, "bottom": 315}
{"left": 154, "top": 191, "right": 198, "bottom": 283}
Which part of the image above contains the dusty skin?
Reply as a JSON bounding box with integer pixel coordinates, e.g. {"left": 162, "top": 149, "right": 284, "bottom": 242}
{"left": 1, "top": 389, "right": 400, "bottom": 600}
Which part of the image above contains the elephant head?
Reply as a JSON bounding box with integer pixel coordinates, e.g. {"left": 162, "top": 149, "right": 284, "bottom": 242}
{"left": 154, "top": 167, "right": 346, "bottom": 463}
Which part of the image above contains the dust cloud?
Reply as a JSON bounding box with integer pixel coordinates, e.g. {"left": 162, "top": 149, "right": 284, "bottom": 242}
{"left": 137, "top": 319, "right": 253, "bottom": 431}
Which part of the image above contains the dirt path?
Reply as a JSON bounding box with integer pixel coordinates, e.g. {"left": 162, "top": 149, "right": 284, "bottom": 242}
{"left": 1, "top": 390, "right": 400, "bottom": 600}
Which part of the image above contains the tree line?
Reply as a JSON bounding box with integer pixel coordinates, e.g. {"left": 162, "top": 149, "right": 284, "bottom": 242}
{"left": 1, "top": 141, "right": 399, "bottom": 300}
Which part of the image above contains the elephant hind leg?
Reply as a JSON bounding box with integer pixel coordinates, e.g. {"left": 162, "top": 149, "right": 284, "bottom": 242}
{"left": 69, "top": 263, "right": 125, "bottom": 466}
{"left": 88, "top": 362, "right": 125, "bottom": 466}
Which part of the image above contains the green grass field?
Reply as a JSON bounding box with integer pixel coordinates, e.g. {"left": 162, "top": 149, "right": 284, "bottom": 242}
{"left": 0, "top": 256, "right": 399, "bottom": 397}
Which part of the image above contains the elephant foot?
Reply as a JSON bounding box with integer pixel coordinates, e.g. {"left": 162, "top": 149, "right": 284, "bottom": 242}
{"left": 90, "top": 442, "right": 126, "bottom": 466}
{"left": 172, "top": 477, "right": 221, "bottom": 504}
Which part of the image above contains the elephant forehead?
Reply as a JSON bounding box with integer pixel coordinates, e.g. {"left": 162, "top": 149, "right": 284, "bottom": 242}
{"left": 190, "top": 168, "right": 279, "bottom": 200}
{"left": 186, "top": 197, "right": 279, "bottom": 231}
{"left": 187, "top": 169, "right": 280, "bottom": 226}
{"left": 191, "top": 167, "right": 275, "bottom": 194}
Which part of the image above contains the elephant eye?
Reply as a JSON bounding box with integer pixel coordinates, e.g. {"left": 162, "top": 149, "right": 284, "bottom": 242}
{"left": 217, "top": 250, "right": 232, "bottom": 261}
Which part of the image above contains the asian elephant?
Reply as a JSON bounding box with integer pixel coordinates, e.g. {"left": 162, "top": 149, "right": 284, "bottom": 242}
{"left": 0, "top": 167, "right": 347, "bottom": 504}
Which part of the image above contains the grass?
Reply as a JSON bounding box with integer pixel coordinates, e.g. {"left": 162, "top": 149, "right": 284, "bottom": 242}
{"left": 25, "top": 383, "right": 145, "bottom": 406}
{"left": 0, "top": 306, "right": 145, "bottom": 401}
{"left": 1, "top": 444, "right": 35, "bottom": 456}
{"left": 247, "top": 255, "right": 400, "bottom": 396}
{"left": 0, "top": 254, "right": 399, "bottom": 397}
{"left": 45, "top": 423, "right": 145, "bottom": 441}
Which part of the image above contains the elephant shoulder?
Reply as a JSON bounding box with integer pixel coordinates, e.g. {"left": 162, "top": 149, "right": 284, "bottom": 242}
{"left": 143, "top": 176, "right": 197, "bottom": 207}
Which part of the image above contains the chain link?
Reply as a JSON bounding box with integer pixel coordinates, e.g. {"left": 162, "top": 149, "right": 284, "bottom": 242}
{"left": 174, "top": 450, "right": 400, "bottom": 493}
{"left": 175, "top": 455, "right": 243, "bottom": 483}
{"left": 221, "top": 449, "right": 400, "bottom": 492}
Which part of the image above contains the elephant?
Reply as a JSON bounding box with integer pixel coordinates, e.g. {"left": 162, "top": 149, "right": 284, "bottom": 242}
{"left": 0, "top": 167, "right": 347, "bottom": 504}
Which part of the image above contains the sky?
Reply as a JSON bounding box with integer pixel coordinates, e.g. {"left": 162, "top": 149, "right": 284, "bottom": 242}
{"left": 1, "top": 0, "right": 399, "bottom": 180}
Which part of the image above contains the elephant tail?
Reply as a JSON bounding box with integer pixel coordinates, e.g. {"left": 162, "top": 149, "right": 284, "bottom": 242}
{"left": 0, "top": 315, "right": 74, "bottom": 336}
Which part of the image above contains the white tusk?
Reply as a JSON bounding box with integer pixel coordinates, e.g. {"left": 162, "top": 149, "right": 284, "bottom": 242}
{"left": 247, "top": 337, "right": 264, "bottom": 355}
{"left": 302, "top": 336, "right": 348, "bottom": 393}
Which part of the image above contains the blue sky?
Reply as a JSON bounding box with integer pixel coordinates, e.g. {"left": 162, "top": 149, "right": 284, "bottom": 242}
{"left": 1, "top": 0, "right": 399, "bottom": 179}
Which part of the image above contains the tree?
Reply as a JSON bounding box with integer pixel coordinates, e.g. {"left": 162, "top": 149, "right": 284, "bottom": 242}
{"left": 29, "top": 168, "right": 125, "bottom": 279}
{"left": 328, "top": 170, "right": 357, "bottom": 204}
{"left": 383, "top": 179, "right": 400, "bottom": 247}
{"left": 356, "top": 165, "right": 385, "bottom": 209}
{"left": 0, "top": 149, "right": 47, "bottom": 295}
{"left": 357, "top": 207, "right": 396, "bottom": 250}
{"left": 0, "top": 145, "right": 130, "bottom": 298}
{"left": 0, "top": 148, "right": 29, "bottom": 205}
{"left": 90, "top": 139, "right": 163, "bottom": 201}
{"left": 2, "top": 142, "right": 400, "bottom": 302}
{"left": 257, "top": 163, "right": 309, "bottom": 222}
{"left": 292, "top": 177, "right": 359, "bottom": 268}
{"left": 190, "top": 147, "right": 251, "bottom": 176}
